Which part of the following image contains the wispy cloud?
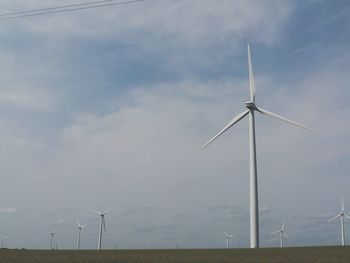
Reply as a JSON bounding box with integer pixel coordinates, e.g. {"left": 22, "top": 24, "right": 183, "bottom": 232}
{"left": 0, "top": 207, "right": 17, "bottom": 214}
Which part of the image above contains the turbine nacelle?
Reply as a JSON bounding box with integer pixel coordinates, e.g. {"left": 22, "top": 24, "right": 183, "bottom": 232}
{"left": 245, "top": 101, "right": 257, "bottom": 110}
{"left": 77, "top": 222, "right": 87, "bottom": 230}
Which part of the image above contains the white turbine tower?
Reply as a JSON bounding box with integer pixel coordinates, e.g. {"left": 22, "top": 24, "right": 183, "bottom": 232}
{"left": 224, "top": 232, "right": 234, "bottom": 249}
{"left": 1, "top": 237, "right": 8, "bottom": 249}
{"left": 146, "top": 239, "right": 152, "bottom": 249}
{"left": 202, "top": 44, "right": 316, "bottom": 248}
{"left": 49, "top": 229, "right": 55, "bottom": 250}
{"left": 272, "top": 222, "right": 288, "bottom": 248}
{"left": 328, "top": 196, "right": 350, "bottom": 246}
{"left": 90, "top": 207, "right": 111, "bottom": 250}
{"left": 76, "top": 222, "right": 87, "bottom": 250}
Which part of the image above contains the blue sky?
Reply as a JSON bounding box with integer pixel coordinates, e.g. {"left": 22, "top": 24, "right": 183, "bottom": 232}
{"left": 0, "top": 0, "right": 349, "bottom": 249}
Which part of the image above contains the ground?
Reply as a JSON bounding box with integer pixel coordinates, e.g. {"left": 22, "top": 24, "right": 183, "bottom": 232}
{"left": 0, "top": 246, "right": 349, "bottom": 263}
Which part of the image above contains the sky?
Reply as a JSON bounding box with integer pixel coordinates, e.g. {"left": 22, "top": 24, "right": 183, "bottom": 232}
{"left": 0, "top": 0, "right": 349, "bottom": 250}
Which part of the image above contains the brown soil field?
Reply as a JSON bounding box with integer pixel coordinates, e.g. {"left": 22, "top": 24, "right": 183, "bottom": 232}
{"left": 0, "top": 246, "right": 349, "bottom": 263}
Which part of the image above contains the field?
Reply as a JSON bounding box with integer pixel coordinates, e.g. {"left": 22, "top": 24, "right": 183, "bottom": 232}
{"left": 1, "top": 246, "right": 350, "bottom": 263}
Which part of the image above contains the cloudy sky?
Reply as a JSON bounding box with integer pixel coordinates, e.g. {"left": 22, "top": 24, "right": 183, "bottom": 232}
{"left": 0, "top": 0, "right": 349, "bottom": 249}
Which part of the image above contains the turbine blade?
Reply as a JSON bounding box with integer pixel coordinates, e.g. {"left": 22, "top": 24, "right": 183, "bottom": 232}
{"left": 257, "top": 107, "right": 317, "bottom": 133}
{"left": 224, "top": 232, "right": 229, "bottom": 237}
{"left": 283, "top": 233, "right": 289, "bottom": 239}
{"left": 281, "top": 222, "right": 285, "bottom": 231}
{"left": 342, "top": 195, "right": 344, "bottom": 212}
{"left": 345, "top": 214, "right": 350, "bottom": 220}
{"left": 202, "top": 110, "right": 249, "bottom": 149}
{"left": 102, "top": 217, "right": 106, "bottom": 232}
{"left": 89, "top": 209, "right": 102, "bottom": 215}
{"left": 328, "top": 213, "right": 342, "bottom": 222}
{"left": 247, "top": 44, "right": 256, "bottom": 102}
{"left": 271, "top": 230, "right": 280, "bottom": 234}
{"left": 82, "top": 224, "right": 87, "bottom": 228}
{"left": 103, "top": 207, "right": 112, "bottom": 214}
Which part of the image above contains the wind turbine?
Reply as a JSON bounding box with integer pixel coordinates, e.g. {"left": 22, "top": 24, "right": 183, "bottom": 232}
{"left": 146, "top": 239, "right": 152, "bottom": 249}
{"left": 328, "top": 196, "right": 350, "bottom": 246}
{"left": 272, "top": 222, "right": 288, "bottom": 248}
{"left": 1, "top": 237, "right": 8, "bottom": 249}
{"left": 202, "top": 44, "right": 316, "bottom": 248}
{"left": 76, "top": 222, "right": 87, "bottom": 250}
{"left": 224, "top": 232, "right": 234, "bottom": 248}
{"left": 90, "top": 207, "right": 111, "bottom": 250}
{"left": 49, "top": 229, "right": 55, "bottom": 250}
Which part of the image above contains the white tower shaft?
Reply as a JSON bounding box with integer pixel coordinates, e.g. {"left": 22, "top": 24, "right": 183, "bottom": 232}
{"left": 341, "top": 214, "right": 345, "bottom": 246}
{"left": 98, "top": 216, "right": 103, "bottom": 250}
{"left": 280, "top": 232, "right": 283, "bottom": 248}
{"left": 249, "top": 110, "right": 259, "bottom": 248}
{"left": 49, "top": 235, "right": 53, "bottom": 250}
{"left": 77, "top": 229, "right": 81, "bottom": 250}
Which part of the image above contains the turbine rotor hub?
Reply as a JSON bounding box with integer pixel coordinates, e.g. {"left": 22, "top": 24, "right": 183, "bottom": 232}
{"left": 245, "top": 101, "right": 257, "bottom": 110}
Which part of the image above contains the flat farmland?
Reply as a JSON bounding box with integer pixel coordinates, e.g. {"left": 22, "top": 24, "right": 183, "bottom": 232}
{"left": 0, "top": 246, "right": 349, "bottom": 263}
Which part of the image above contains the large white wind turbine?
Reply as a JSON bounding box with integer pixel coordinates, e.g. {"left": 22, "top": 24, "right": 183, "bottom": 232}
{"left": 328, "top": 196, "right": 350, "bottom": 246}
{"left": 224, "top": 232, "right": 234, "bottom": 249}
{"left": 49, "top": 229, "right": 55, "bottom": 250}
{"left": 76, "top": 222, "right": 87, "bottom": 250}
{"left": 272, "top": 222, "right": 288, "bottom": 248}
{"left": 90, "top": 207, "right": 111, "bottom": 250}
{"left": 202, "top": 44, "right": 316, "bottom": 248}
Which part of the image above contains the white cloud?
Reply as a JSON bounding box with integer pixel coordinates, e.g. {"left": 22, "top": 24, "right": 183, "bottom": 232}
{"left": 0, "top": 207, "right": 17, "bottom": 214}
{"left": 2, "top": 0, "right": 294, "bottom": 47}
{"left": 56, "top": 219, "right": 66, "bottom": 225}
{"left": 0, "top": 91, "right": 53, "bottom": 111}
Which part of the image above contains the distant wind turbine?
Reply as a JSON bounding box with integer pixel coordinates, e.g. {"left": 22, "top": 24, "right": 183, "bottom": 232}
{"left": 272, "top": 222, "right": 288, "bottom": 248}
{"left": 146, "top": 239, "right": 152, "bottom": 249}
{"left": 76, "top": 222, "right": 87, "bottom": 250}
{"left": 224, "top": 232, "right": 234, "bottom": 249}
{"left": 328, "top": 196, "right": 350, "bottom": 246}
{"left": 49, "top": 229, "right": 55, "bottom": 250}
{"left": 202, "top": 44, "right": 316, "bottom": 248}
{"left": 90, "top": 207, "right": 111, "bottom": 250}
{"left": 1, "top": 237, "right": 8, "bottom": 249}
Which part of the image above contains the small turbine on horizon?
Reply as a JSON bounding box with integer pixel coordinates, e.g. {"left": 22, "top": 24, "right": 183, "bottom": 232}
{"left": 1, "top": 237, "right": 8, "bottom": 249}
{"left": 76, "top": 222, "right": 87, "bottom": 250}
{"left": 146, "top": 239, "right": 152, "bottom": 249}
{"left": 328, "top": 196, "right": 350, "bottom": 246}
{"left": 90, "top": 207, "right": 111, "bottom": 250}
{"left": 224, "top": 232, "right": 234, "bottom": 249}
{"left": 49, "top": 229, "right": 55, "bottom": 250}
{"left": 272, "top": 222, "right": 288, "bottom": 248}
{"left": 202, "top": 44, "right": 316, "bottom": 248}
